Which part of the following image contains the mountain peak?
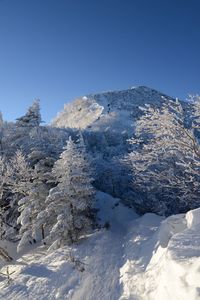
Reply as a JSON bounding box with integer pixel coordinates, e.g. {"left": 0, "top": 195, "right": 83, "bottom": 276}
{"left": 52, "top": 86, "right": 175, "bottom": 130}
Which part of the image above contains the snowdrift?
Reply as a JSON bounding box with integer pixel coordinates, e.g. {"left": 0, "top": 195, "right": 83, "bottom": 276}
{"left": 0, "top": 193, "right": 200, "bottom": 300}
{"left": 120, "top": 208, "right": 200, "bottom": 300}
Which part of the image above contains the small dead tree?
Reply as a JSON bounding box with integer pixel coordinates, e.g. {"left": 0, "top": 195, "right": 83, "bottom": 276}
{"left": 0, "top": 267, "right": 15, "bottom": 284}
{"left": 0, "top": 247, "right": 13, "bottom": 262}
{"left": 66, "top": 251, "right": 86, "bottom": 272}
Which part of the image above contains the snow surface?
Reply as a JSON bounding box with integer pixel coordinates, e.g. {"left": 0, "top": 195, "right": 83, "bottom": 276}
{"left": 0, "top": 192, "right": 200, "bottom": 299}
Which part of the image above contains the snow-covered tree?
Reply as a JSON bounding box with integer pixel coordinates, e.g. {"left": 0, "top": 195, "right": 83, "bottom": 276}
{"left": 16, "top": 152, "right": 55, "bottom": 252}
{"left": 40, "top": 135, "right": 95, "bottom": 250}
{"left": 0, "top": 112, "right": 3, "bottom": 153}
{"left": 16, "top": 100, "right": 41, "bottom": 128}
{"left": 0, "top": 156, "right": 10, "bottom": 238}
{"left": 8, "top": 150, "right": 33, "bottom": 195}
{"left": 17, "top": 180, "right": 49, "bottom": 252}
{"left": 0, "top": 151, "right": 32, "bottom": 240}
{"left": 0, "top": 103, "right": 73, "bottom": 244}
{"left": 10, "top": 100, "right": 42, "bottom": 154}
{"left": 0, "top": 156, "right": 9, "bottom": 200}
{"left": 127, "top": 97, "right": 200, "bottom": 215}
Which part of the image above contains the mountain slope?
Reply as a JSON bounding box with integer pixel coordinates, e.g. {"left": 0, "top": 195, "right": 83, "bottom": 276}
{"left": 52, "top": 86, "right": 176, "bottom": 132}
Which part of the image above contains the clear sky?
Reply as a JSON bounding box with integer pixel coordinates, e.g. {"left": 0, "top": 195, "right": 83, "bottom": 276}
{"left": 0, "top": 0, "right": 200, "bottom": 123}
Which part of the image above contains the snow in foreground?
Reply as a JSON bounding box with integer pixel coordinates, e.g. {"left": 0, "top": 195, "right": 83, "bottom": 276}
{"left": 0, "top": 192, "right": 200, "bottom": 300}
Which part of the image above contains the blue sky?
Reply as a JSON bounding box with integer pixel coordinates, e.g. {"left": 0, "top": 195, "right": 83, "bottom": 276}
{"left": 0, "top": 0, "right": 200, "bottom": 123}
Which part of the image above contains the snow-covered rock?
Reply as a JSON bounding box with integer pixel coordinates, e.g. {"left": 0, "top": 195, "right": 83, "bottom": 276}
{"left": 186, "top": 208, "right": 200, "bottom": 229}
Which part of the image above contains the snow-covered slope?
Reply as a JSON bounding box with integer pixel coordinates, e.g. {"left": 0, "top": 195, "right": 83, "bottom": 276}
{"left": 120, "top": 209, "right": 200, "bottom": 300}
{"left": 1, "top": 192, "right": 200, "bottom": 300}
{"left": 52, "top": 86, "right": 175, "bottom": 133}
{"left": 0, "top": 192, "right": 138, "bottom": 300}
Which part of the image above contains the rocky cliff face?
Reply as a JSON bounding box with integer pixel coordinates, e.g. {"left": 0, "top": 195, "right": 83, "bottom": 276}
{"left": 52, "top": 86, "right": 176, "bottom": 133}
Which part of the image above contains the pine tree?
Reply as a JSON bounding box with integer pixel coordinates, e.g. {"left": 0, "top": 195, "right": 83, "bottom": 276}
{"left": 41, "top": 135, "right": 95, "bottom": 250}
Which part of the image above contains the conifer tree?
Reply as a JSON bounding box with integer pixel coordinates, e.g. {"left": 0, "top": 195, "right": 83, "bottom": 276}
{"left": 16, "top": 100, "right": 41, "bottom": 128}
{"left": 41, "top": 135, "right": 95, "bottom": 250}
{"left": 16, "top": 152, "right": 54, "bottom": 252}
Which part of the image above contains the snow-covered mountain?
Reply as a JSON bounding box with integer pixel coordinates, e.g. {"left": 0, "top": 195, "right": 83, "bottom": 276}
{"left": 1, "top": 88, "right": 200, "bottom": 300}
{"left": 52, "top": 86, "right": 176, "bottom": 132}
{"left": 52, "top": 86, "right": 186, "bottom": 209}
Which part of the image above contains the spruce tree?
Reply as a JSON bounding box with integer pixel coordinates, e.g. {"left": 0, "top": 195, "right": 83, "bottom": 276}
{"left": 41, "top": 135, "right": 95, "bottom": 250}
